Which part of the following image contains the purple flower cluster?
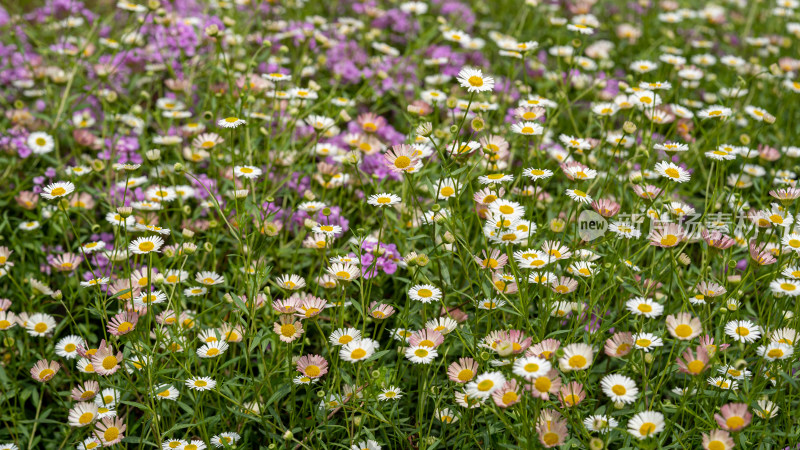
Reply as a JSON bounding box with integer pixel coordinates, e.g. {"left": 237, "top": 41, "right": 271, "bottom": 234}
{"left": 354, "top": 239, "right": 401, "bottom": 279}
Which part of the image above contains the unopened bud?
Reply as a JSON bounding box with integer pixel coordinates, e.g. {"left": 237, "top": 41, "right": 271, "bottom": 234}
{"left": 678, "top": 253, "right": 691, "bottom": 266}
{"left": 622, "top": 121, "right": 637, "bottom": 134}
{"left": 205, "top": 25, "right": 219, "bottom": 38}
{"left": 146, "top": 149, "right": 161, "bottom": 161}
{"left": 416, "top": 254, "right": 429, "bottom": 267}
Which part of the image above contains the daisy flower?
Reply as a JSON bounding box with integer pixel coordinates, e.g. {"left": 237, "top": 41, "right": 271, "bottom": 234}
{"left": 408, "top": 284, "right": 442, "bottom": 303}
{"left": 68, "top": 402, "right": 98, "bottom": 427}
{"left": 91, "top": 341, "right": 122, "bottom": 376}
{"left": 153, "top": 385, "right": 179, "bottom": 401}
{"left": 510, "top": 121, "right": 544, "bottom": 136}
{"left": 274, "top": 317, "right": 304, "bottom": 343}
{"left": 340, "top": 339, "right": 377, "bottom": 363}
{"left": 456, "top": 66, "right": 494, "bottom": 92}
{"left": 724, "top": 319, "right": 761, "bottom": 343}
{"left": 128, "top": 236, "right": 164, "bottom": 254}
{"left": 41, "top": 181, "right": 75, "bottom": 199}
{"left": 234, "top": 165, "right": 262, "bottom": 179}
{"left": 56, "top": 335, "right": 84, "bottom": 359}
{"left": 633, "top": 332, "right": 663, "bottom": 351}
{"left": 30, "top": 359, "right": 60, "bottom": 383}
{"left": 296, "top": 354, "right": 328, "bottom": 378}
{"left": 327, "top": 263, "right": 360, "bottom": 282}
{"left": 757, "top": 343, "right": 793, "bottom": 361}
{"left": 702, "top": 430, "right": 735, "bottom": 450}
{"left": 447, "top": 358, "right": 478, "bottom": 383}
{"left": 329, "top": 328, "right": 361, "bottom": 346}
{"left": 377, "top": 386, "right": 403, "bottom": 401}
{"left": 666, "top": 312, "right": 702, "bottom": 340}
{"left": 698, "top": 105, "right": 732, "bottom": 119}
{"left": 276, "top": 274, "right": 305, "bottom": 290}
{"left": 186, "top": 376, "right": 217, "bottom": 391}
{"left": 405, "top": 345, "right": 438, "bottom": 364}
{"left": 217, "top": 117, "right": 246, "bottom": 128}
{"left": 627, "top": 411, "right": 665, "bottom": 440}
{"left": 26, "top": 313, "right": 57, "bottom": 337}
{"left": 512, "top": 355, "right": 551, "bottom": 380}
{"left": 196, "top": 271, "right": 225, "bottom": 286}
{"left": 600, "top": 374, "right": 638, "bottom": 404}
{"left": 559, "top": 343, "right": 594, "bottom": 371}
{"left": 367, "top": 193, "right": 401, "bottom": 207}
{"left": 584, "top": 415, "right": 619, "bottom": 434}
{"left": 197, "top": 341, "right": 229, "bottom": 358}
{"left": 211, "top": 432, "right": 241, "bottom": 448}
{"left": 522, "top": 168, "right": 553, "bottom": 181}
{"left": 465, "top": 372, "right": 506, "bottom": 398}
{"left": 94, "top": 417, "right": 126, "bottom": 446}
{"left": 714, "top": 403, "right": 752, "bottom": 431}
{"left": 27, "top": 132, "right": 55, "bottom": 154}
{"left": 654, "top": 161, "right": 691, "bottom": 182}
{"left": 565, "top": 189, "right": 593, "bottom": 204}
{"left": 625, "top": 297, "right": 663, "bottom": 318}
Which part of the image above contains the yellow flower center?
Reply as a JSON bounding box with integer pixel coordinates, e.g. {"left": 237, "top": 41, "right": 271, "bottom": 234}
{"left": 639, "top": 423, "right": 656, "bottom": 436}
{"left": 687, "top": 360, "right": 705, "bottom": 374}
{"left": 468, "top": 75, "right": 483, "bottom": 87}
{"left": 477, "top": 380, "right": 494, "bottom": 391}
{"left": 457, "top": 369, "right": 474, "bottom": 382}
{"left": 104, "top": 427, "right": 119, "bottom": 442}
{"left": 661, "top": 235, "right": 678, "bottom": 246}
{"left": 726, "top": 416, "right": 744, "bottom": 429}
{"left": 568, "top": 355, "right": 587, "bottom": 368}
{"left": 543, "top": 432, "right": 559, "bottom": 445}
{"left": 501, "top": 391, "right": 518, "bottom": 404}
{"left": 102, "top": 355, "right": 118, "bottom": 370}
{"left": 280, "top": 324, "right": 296, "bottom": 337}
{"left": 674, "top": 324, "right": 693, "bottom": 338}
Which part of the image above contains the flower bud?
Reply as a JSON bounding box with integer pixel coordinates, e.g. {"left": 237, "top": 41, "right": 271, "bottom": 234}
{"left": 205, "top": 24, "right": 219, "bottom": 38}
{"left": 146, "top": 149, "right": 161, "bottom": 161}
{"left": 415, "top": 254, "right": 429, "bottom": 267}
{"left": 203, "top": 242, "right": 214, "bottom": 252}
{"left": 622, "top": 121, "right": 637, "bottom": 134}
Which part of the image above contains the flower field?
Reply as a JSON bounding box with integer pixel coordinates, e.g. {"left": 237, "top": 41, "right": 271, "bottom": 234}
{"left": 1, "top": 0, "right": 800, "bottom": 449}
